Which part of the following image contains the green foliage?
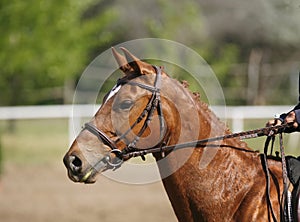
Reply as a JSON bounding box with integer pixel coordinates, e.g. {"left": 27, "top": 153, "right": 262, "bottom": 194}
{"left": 0, "top": 0, "right": 117, "bottom": 105}
{"left": 146, "top": 0, "right": 204, "bottom": 42}
{"left": 1, "top": 0, "right": 299, "bottom": 106}
{"left": 0, "top": 119, "right": 68, "bottom": 165}
{"left": 197, "top": 43, "right": 240, "bottom": 86}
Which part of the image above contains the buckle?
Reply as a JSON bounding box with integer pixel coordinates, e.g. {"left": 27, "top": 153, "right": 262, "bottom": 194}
{"left": 107, "top": 149, "right": 124, "bottom": 170}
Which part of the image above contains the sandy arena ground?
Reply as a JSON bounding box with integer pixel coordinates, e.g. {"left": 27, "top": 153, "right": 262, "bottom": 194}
{"left": 0, "top": 162, "right": 177, "bottom": 222}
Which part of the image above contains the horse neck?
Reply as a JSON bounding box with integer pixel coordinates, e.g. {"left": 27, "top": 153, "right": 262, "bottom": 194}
{"left": 156, "top": 80, "right": 256, "bottom": 220}
{"left": 158, "top": 78, "right": 252, "bottom": 166}
{"left": 157, "top": 88, "right": 252, "bottom": 175}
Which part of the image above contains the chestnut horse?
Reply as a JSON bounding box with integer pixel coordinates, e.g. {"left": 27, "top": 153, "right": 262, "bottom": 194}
{"left": 63, "top": 47, "right": 286, "bottom": 221}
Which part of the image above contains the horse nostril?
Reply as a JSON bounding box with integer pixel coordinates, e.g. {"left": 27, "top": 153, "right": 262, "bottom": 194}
{"left": 72, "top": 155, "right": 82, "bottom": 167}
{"left": 69, "top": 155, "right": 82, "bottom": 174}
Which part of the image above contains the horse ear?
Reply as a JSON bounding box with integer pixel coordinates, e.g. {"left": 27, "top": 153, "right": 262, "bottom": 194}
{"left": 111, "top": 47, "right": 132, "bottom": 72}
{"left": 119, "top": 47, "right": 155, "bottom": 75}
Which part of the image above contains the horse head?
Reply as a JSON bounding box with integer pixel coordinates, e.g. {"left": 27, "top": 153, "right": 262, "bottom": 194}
{"left": 63, "top": 47, "right": 190, "bottom": 183}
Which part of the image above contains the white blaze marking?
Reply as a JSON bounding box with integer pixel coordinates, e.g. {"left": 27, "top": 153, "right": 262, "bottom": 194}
{"left": 104, "top": 85, "right": 121, "bottom": 104}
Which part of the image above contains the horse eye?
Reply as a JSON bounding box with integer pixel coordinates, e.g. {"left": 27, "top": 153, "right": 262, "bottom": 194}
{"left": 119, "top": 100, "right": 134, "bottom": 110}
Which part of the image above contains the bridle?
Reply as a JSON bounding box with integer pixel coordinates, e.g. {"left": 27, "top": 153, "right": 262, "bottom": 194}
{"left": 83, "top": 65, "right": 165, "bottom": 170}
{"left": 82, "top": 65, "right": 292, "bottom": 174}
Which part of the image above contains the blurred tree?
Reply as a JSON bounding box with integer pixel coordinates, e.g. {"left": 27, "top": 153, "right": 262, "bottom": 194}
{"left": 0, "top": 0, "right": 118, "bottom": 105}
{"left": 196, "top": 0, "right": 300, "bottom": 105}
{"left": 1, "top": 0, "right": 299, "bottom": 106}
{"left": 110, "top": 0, "right": 241, "bottom": 102}
{"left": 111, "top": 0, "right": 300, "bottom": 105}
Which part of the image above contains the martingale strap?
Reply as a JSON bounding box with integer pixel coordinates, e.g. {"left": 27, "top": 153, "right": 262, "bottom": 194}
{"left": 263, "top": 131, "right": 293, "bottom": 222}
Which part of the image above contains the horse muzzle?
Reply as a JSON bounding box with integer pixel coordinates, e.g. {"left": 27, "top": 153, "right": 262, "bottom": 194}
{"left": 63, "top": 153, "right": 108, "bottom": 184}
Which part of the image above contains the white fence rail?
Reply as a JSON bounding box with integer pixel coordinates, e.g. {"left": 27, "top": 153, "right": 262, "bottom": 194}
{"left": 0, "top": 105, "right": 295, "bottom": 143}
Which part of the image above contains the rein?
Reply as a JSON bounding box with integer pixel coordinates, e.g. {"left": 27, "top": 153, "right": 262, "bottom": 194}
{"left": 122, "top": 123, "right": 291, "bottom": 160}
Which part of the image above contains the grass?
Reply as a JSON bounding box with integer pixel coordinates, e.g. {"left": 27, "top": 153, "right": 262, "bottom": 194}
{"left": 0, "top": 119, "right": 69, "bottom": 166}
{"left": 0, "top": 118, "right": 299, "bottom": 168}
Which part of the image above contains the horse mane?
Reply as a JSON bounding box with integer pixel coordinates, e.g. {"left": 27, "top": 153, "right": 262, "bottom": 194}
{"left": 179, "top": 79, "right": 253, "bottom": 152}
